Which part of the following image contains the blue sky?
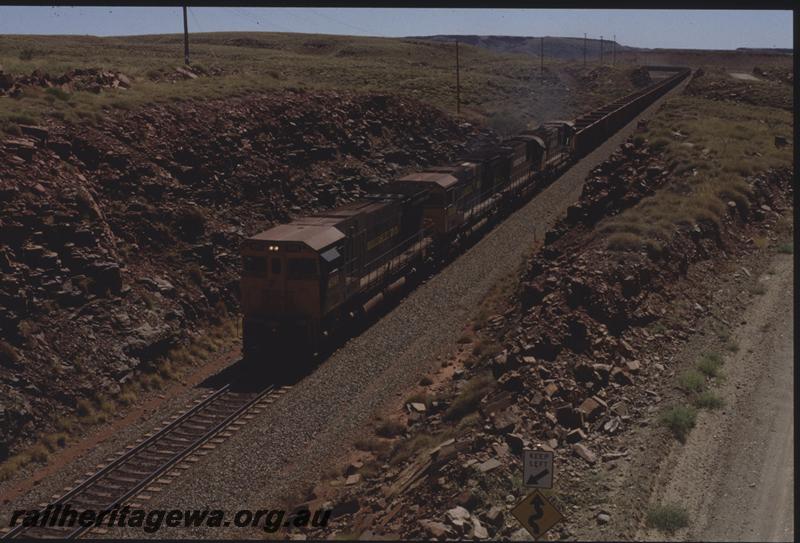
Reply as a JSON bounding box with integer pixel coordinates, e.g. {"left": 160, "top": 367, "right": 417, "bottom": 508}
{"left": 0, "top": 7, "right": 792, "bottom": 50}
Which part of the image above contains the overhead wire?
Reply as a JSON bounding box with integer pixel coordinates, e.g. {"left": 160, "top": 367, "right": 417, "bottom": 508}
{"left": 307, "top": 8, "right": 373, "bottom": 35}
{"left": 233, "top": 6, "right": 295, "bottom": 33}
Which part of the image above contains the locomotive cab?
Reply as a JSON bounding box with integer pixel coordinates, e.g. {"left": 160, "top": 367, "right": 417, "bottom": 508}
{"left": 240, "top": 222, "right": 344, "bottom": 361}
{"left": 241, "top": 194, "right": 429, "bottom": 364}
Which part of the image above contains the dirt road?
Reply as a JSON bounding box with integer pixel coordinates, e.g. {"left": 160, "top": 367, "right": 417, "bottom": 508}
{"left": 641, "top": 251, "right": 794, "bottom": 542}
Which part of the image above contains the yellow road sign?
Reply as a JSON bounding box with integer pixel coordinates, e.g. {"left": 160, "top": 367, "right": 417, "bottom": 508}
{"left": 511, "top": 489, "right": 564, "bottom": 540}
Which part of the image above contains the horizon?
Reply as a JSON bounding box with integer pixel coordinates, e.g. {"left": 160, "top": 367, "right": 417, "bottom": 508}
{"left": 2, "top": 29, "right": 791, "bottom": 53}
{"left": 0, "top": 7, "right": 793, "bottom": 50}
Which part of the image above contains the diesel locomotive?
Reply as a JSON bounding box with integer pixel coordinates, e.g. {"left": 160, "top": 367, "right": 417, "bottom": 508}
{"left": 240, "top": 67, "right": 691, "bottom": 360}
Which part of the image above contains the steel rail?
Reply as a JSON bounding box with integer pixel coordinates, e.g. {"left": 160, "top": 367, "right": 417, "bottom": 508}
{"left": 4, "top": 383, "right": 276, "bottom": 539}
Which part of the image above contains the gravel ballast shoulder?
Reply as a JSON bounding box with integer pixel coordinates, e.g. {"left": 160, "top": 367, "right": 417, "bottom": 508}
{"left": 82, "top": 82, "right": 689, "bottom": 539}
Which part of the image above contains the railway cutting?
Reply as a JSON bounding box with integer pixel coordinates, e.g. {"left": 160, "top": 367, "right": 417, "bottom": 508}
{"left": 0, "top": 12, "right": 793, "bottom": 543}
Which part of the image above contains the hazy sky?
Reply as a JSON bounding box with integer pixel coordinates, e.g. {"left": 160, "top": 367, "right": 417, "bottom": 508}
{"left": 0, "top": 7, "right": 793, "bottom": 50}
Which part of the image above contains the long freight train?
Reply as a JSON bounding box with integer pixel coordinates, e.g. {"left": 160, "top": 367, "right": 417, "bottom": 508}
{"left": 240, "top": 67, "right": 691, "bottom": 360}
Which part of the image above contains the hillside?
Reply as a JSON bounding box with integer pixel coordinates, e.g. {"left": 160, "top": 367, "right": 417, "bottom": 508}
{"left": 414, "top": 35, "right": 794, "bottom": 71}
{"left": 0, "top": 32, "right": 648, "bottom": 135}
{"left": 0, "top": 31, "right": 653, "bottom": 473}
{"left": 413, "top": 35, "right": 633, "bottom": 61}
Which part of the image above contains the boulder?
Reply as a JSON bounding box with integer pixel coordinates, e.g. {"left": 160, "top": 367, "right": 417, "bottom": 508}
{"left": 555, "top": 403, "right": 584, "bottom": 429}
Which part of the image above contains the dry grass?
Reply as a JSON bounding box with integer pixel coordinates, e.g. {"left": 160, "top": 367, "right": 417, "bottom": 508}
{"left": 753, "top": 236, "right": 769, "bottom": 249}
{"left": 389, "top": 429, "right": 456, "bottom": 467}
{"left": 0, "top": 453, "right": 30, "bottom": 482}
{"left": 444, "top": 372, "right": 495, "bottom": 421}
{"left": 354, "top": 436, "right": 391, "bottom": 457}
{"left": 0, "top": 32, "right": 645, "bottom": 134}
{"left": 375, "top": 420, "right": 405, "bottom": 439}
{"left": 0, "top": 339, "right": 20, "bottom": 367}
{"left": 600, "top": 94, "right": 792, "bottom": 252}
{"left": 0, "top": 315, "right": 239, "bottom": 483}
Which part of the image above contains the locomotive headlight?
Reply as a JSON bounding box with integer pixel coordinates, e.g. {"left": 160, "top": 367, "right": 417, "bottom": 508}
{"left": 268, "top": 245, "right": 279, "bottom": 251}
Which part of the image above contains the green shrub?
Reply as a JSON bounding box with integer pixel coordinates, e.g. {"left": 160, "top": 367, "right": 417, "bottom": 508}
{"left": 45, "top": 87, "right": 71, "bottom": 101}
{"left": 659, "top": 405, "right": 697, "bottom": 442}
{"left": 694, "top": 390, "right": 724, "bottom": 410}
{"left": 646, "top": 503, "right": 689, "bottom": 533}
{"left": 696, "top": 352, "right": 723, "bottom": 377}
{"left": 678, "top": 369, "right": 705, "bottom": 393}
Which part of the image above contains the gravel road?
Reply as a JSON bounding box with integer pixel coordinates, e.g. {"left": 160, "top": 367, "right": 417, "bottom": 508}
{"left": 81, "top": 84, "right": 688, "bottom": 539}
{"left": 645, "top": 251, "right": 794, "bottom": 542}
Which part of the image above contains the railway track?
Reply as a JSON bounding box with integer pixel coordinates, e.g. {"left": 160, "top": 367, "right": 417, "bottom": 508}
{"left": 3, "top": 382, "right": 289, "bottom": 539}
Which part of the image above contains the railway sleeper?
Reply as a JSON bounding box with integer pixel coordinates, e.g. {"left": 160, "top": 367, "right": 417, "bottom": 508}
{"left": 147, "top": 446, "right": 185, "bottom": 456}
{"left": 132, "top": 451, "right": 178, "bottom": 464}
{"left": 188, "top": 413, "right": 230, "bottom": 423}
{"left": 101, "top": 473, "right": 142, "bottom": 485}
{"left": 179, "top": 420, "right": 223, "bottom": 432}
{"left": 60, "top": 496, "right": 107, "bottom": 510}
{"left": 82, "top": 480, "right": 128, "bottom": 493}
{"left": 203, "top": 400, "right": 246, "bottom": 411}
{"left": 113, "top": 463, "right": 156, "bottom": 476}
{"left": 157, "top": 434, "right": 195, "bottom": 445}
{"left": 168, "top": 427, "right": 210, "bottom": 440}
{"left": 10, "top": 526, "right": 73, "bottom": 538}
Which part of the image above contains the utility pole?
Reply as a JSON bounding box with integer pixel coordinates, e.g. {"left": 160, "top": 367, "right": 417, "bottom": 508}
{"left": 455, "top": 39, "right": 460, "bottom": 115}
{"left": 182, "top": 6, "right": 190, "bottom": 65}
{"left": 540, "top": 36, "right": 544, "bottom": 81}
{"left": 600, "top": 35, "right": 603, "bottom": 64}
{"left": 613, "top": 34, "right": 616, "bottom": 65}
{"left": 583, "top": 33, "right": 587, "bottom": 68}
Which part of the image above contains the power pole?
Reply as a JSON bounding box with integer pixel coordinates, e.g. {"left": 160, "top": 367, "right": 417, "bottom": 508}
{"left": 455, "top": 39, "right": 460, "bottom": 114}
{"left": 182, "top": 6, "right": 190, "bottom": 65}
{"left": 583, "top": 33, "right": 587, "bottom": 68}
{"left": 600, "top": 35, "right": 603, "bottom": 64}
{"left": 613, "top": 34, "right": 616, "bottom": 65}
{"left": 540, "top": 36, "right": 544, "bottom": 81}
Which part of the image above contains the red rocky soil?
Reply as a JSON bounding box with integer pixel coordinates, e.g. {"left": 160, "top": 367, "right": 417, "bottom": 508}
{"left": 0, "top": 90, "right": 495, "bottom": 460}
{"left": 0, "top": 64, "right": 224, "bottom": 97}
{"left": 302, "top": 133, "right": 792, "bottom": 540}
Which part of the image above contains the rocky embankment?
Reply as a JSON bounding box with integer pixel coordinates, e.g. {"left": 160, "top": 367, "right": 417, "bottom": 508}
{"left": 685, "top": 68, "right": 793, "bottom": 111}
{"left": 0, "top": 89, "right": 494, "bottom": 460}
{"left": 305, "top": 136, "right": 792, "bottom": 540}
{"left": 0, "top": 65, "right": 226, "bottom": 97}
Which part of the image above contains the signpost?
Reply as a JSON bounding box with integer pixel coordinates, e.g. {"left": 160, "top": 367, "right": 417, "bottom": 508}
{"left": 524, "top": 449, "right": 554, "bottom": 489}
{"left": 511, "top": 490, "right": 564, "bottom": 540}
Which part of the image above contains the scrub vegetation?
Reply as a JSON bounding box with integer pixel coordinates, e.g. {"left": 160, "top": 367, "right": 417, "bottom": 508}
{"left": 0, "top": 32, "right": 646, "bottom": 132}
{"left": 600, "top": 82, "right": 792, "bottom": 253}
